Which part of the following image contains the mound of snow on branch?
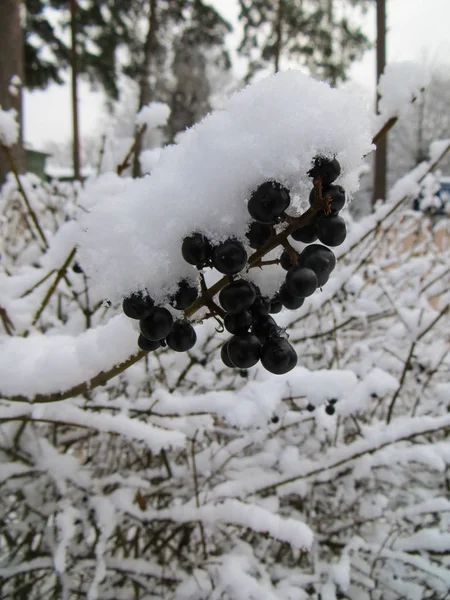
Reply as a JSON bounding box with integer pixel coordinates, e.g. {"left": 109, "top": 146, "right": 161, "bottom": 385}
{"left": 78, "top": 71, "right": 372, "bottom": 304}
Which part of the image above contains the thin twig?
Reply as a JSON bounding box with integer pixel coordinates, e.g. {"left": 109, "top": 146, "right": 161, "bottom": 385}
{"left": 2, "top": 143, "right": 48, "bottom": 248}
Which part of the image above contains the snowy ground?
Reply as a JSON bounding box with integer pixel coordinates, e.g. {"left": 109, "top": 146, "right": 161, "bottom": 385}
{"left": 0, "top": 69, "right": 449, "bottom": 600}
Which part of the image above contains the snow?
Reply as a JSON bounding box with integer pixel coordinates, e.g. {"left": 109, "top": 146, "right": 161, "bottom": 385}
{"left": 135, "top": 101, "right": 171, "bottom": 129}
{"left": 0, "top": 106, "right": 19, "bottom": 146}
{"left": 54, "top": 504, "right": 79, "bottom": 573}
{"left": 375, "top": 62, "right": 430, "bottom": 128}
{"left": 0, "top": 315, "right": 138, "bottom": 398}
{"left": 140, "top": 147, "right": 162, "bottom": 174}
{"left": 78, "top": 70, "right": 373, "bottom": 303}
{"left": 46, "top": 164, "right": 96, "bottom": 179}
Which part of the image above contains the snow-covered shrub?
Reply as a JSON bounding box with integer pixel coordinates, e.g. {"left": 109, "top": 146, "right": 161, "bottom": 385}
{"left": 0, "top": 69, "right": 449, "bottom": 600}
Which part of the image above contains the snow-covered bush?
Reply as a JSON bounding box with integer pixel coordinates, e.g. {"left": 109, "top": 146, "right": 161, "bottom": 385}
{"left": 0, "top": 70, "right": 449, "bottom": 600}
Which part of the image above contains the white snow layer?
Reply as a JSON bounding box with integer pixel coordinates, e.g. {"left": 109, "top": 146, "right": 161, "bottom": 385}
{"left": 0, "top": 106, "right": 19, "bottom": 146}
{"left": 78, "top": 70, "right": 373, "bottom": 303}
{"left": 375, "top": 62, "right": 430, "bottom": 131}
{"left": 135, "top": 101, "right": 171, "bottom": 129}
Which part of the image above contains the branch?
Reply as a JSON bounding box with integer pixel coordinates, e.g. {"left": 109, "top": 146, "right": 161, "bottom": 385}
{"left": 1, "top": 143, "right": 49, "bottom": 249}
{"left": 31, "top": 248, "right": 77, "bottom": 326}
{"left": 116, "top": 125, "right": 147, "bottom": 176}
{"left": 4, "top": 349, "right": 145, "bottom": 404}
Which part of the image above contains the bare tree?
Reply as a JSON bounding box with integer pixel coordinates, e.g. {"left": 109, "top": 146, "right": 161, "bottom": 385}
{"left": 372, "top": 0, "right": 387, "bottom": 207}
{"left": 0, "top": 0, "right": 25, "bottom": 185}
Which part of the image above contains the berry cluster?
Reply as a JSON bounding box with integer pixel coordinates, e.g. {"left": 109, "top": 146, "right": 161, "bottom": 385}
{"left": 122, "top": 156, "right": 348, "bottom": 377}
{"left": 123, "top": 281, "right": 198, "bottom": 353}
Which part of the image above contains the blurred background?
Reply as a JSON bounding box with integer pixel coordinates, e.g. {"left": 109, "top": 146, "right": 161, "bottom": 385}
{"left": 1, "top": 0, "right": 450, "bottom": 215}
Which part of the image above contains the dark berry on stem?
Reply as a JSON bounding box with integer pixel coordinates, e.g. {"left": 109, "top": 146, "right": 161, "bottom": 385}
{"left": 247, "top": 181, "right": 290, "bottom": 224}
{"left": 219, "top": 280, "right": 256, "bottom": 314}
{"left": 280, "top": 249, "right": 299, "bottom": 271}
{"left": 279, "top": 284, "right": 305, "bottom": 310}
{"left": 182, "top": 233, "right": 212, "bottom": 267}
{"left": 224, "top": 310, "right": 253, "bottom": 335}
{"left": 299, "top": 244, "right": 336, "bottom": 286}
{"left": 269, "top": 295, "right": 283, "bottom": 314}
{"left": 73, "top": 262, "right": 83, "bottom": 274}
{"left": 227, "top": 334, "right": 261, "bottom": 368}
{"left": 329, "top": 398, "right": 338, "bottom": 405}
{"left": 166, "top": 320, "right": 197, "bottom": 352}
{"left": 246, "top": 221, "right": 272, "bottom": 249}
{"left": 309, "top": 184, "right": 346, "bottom": 213}
{"left": 140, "top": 307, "right": 173, "bottom": 341}
{"left": 285, "top": 266, "right": 318, "bottom": 298}
{"left": 221, "top": 342, "right": 235, "bottom": 368}
{"left": 252, "top": 315, "right": 279, "bottom": 344}
{"left": 212, "top": 239, "right": 247, "bottom": 274}
{"left": 251, "top": 295, "right": 271, "bottom": 317}
{"left": 138, "top": 335, "right": 161, "bottom": 352}
{"left": 261, "top": 338, "right": 297, "bottom": 375}
{"left": 325, "top": 404, "right": 336, "bottom": 415}
{"left": 171, "top": 279, "right": 199, "bottom": 310}
{"left": 123, "top": 292, "right": 154, "bottom": 320}
{"left": 308, "top": 156, "right": 341, "bottom": 186}
{"left": 316, "top": 214, "right": 347, "bottom": 247}
{"left": 291, "top": 223, "right": 318, "bottom": 244}
{"left": 306, "top": 403, "right": 315, "bottom": 412}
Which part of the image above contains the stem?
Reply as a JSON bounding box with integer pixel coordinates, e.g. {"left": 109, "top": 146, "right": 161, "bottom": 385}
{"left": 31, "top": 248, "right": 77, "bottom": 326}
{"left": 2, "top": 144, "right": 48, "bottom": 248}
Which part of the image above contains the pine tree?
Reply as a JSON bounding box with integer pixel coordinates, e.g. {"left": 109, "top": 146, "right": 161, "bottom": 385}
{"left": 237, "top": 0, "right": 371, "bottom": 85}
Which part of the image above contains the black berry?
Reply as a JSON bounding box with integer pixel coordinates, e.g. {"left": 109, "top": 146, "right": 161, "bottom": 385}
{"left": 291, "top": 223, "right": 318, "bottom": 244}
{"left": 247, "top": 181, "right": 290, "bottom": 224}
{"left": 269, "top": 295, "right": 283, "bottom": 314}
{"left": 299, "top": 244, "right": 336, "bottom": 286}
{"left": 252, "top": 315, "right": 279, "bottom": 344}
{"left": 212, "top": 239, "right": 247, "bottom": 274}
{"left": 285, "top": 266, "right": 318, "bottom": 298}
{"left": 219, "top": 280, "right": 256, "bottom": 314}
{"left": 166, "top": 320, "right": 197, "bottom": 352}
{"left": 220, "top": 342, "right": 235, "bottom": 368}
{"left": 251, "top": 295, "right": 271, "bottom": 317}
{"left": 181, "top": 233, "right": 212, "bottom": 267}
{"left": 72, "top": 262, "right": 83, "bottom": 274}
{"left": 308, "top": 156, "right": 341, "bottom": 186}
{"left": 137, "top": 335, "right": 161, "bottom": 352}
{"left": 306, "top": 403, "right": 315, "bottom": 412}
{"left": 171, "top": 279, "right": 199, "bottom": 310}
{"left": 246, "top": 221, "right": 273, "bottom": 249}
{"left": 309, "top": 184, "right": 346, "bottom": 213}
{"left": 279, "top": 284, "right": 305, "bottom": 310}
{"left": 261, "top": 338, "right": 297, "bottom": 375}
{"left": 224, "top": 310, "right": 253, "bottom": 335}
{"left": 325, "top": 404, "right": 336, "bottom": 415}
{"left": 316, "top": 215, "right": 347, "bottom": 247}
{"left": 280, "top": 249, "right": 299, "bottom": 271}
{"left": 123, "top": 292, "right": 154, "bottom": 320}
{"left": 227, "top": 334, "right": 261, "bottom": 368}
{"left": 140, "top": 307, "right": 173, "bottom": 341}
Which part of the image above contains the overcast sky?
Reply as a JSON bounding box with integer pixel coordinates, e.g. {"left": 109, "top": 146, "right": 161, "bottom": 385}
{"left": 24, "top": 0, "right": 450, "bottom": 149}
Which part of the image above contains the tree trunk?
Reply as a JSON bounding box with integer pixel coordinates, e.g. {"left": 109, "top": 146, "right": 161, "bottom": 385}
{"left": 70, "top": 0, "right": 81, "bottom": 182}
{"left": 132, "top": 0, "right": 158, "bottom": 178}
{"left": 372, "top": 0, "right": 387, "bottom": 207}
{"left": 0, "top": 0, "right": 25, "bottom": 186}
{"left": 273, "top": 0, "right": 284, "bottom": 73}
